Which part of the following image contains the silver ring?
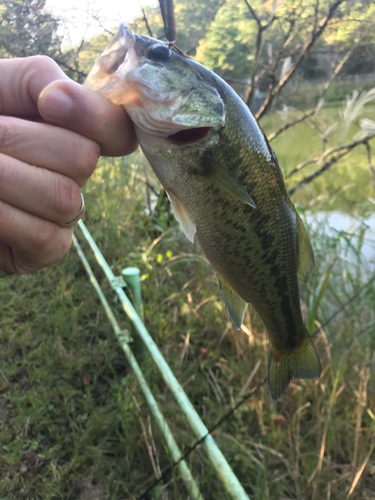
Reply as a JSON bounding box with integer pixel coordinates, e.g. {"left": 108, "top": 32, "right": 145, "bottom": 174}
{"left": 65, "top": 192, "right": 85, "bottom": 225}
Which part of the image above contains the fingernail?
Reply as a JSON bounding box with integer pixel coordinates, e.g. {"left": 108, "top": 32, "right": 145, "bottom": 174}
{"left": 39, "top": 88, "right": 73, "bottom": 119}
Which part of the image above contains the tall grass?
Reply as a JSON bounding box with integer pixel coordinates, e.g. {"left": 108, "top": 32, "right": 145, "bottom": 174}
{"left": 1, "top": 149, "right": 374, "bottom": 499}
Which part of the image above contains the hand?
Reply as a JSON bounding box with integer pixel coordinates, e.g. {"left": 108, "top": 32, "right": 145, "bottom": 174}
{"left": 0, "top": 55, "right": 137, "bottom": 277}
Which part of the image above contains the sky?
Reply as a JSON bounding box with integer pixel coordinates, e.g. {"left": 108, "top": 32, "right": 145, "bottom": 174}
{"left": 45, "top": 0, "right": 157, "bottom": 47}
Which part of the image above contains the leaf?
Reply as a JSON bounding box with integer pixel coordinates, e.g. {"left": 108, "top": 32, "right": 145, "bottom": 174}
{"left": 156, "top": 254, "right": 163, "bottom": 263}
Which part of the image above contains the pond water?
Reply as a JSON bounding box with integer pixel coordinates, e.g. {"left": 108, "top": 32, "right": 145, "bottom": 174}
{"left": 261, "top": 105, "right": 375, "bottom": 215}
{"left": 260, "top": 105, "right": 375, "bottom": 270}
{"left": 306, "top": 211, "right": 375, "bottom": 271}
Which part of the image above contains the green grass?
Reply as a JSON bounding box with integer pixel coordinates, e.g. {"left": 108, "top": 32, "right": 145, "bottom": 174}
{"left": 1, "top": 117, "right": 375, "bottom": 499}
{"left": 277, "top": 77, "right": 375, "bottom": 111}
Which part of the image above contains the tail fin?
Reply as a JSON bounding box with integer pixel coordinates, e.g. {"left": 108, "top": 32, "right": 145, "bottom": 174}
{"left": 268, "top": 335, "right": 321, "bottom": 401}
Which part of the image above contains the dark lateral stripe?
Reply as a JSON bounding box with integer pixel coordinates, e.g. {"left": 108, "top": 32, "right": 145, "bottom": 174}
{"left": 274, "top": 275, "right": 299, "bottom": 349}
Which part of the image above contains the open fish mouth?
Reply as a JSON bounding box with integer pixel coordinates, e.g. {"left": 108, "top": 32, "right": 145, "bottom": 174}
{"left": 97, "top": 24, "right": 134, "bottom": 75}
{"left": 167, "top": 127, "right": 212, "bottom": 145}
{"left": 105, "top": 51, "right": 128, "bottom": 74}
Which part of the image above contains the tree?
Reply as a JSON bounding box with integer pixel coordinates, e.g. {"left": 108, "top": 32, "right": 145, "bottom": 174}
{"left": 154, "top": 0, "right": 375, "bottom": 210}
{"left": 0, "top": 0, "right": 61, "bottom": 58}
{"left": 195, "top": 0, "right": 259, "bottom": 80}
{"left": 195, "top": 0, "right": 375, "bottom": 117}
{"left": 128, "top": 0, "right": 224, "bottom": 55}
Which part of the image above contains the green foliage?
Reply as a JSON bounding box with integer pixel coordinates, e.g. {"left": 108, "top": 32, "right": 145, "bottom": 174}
{"left": 128, "top": 0, "right": 223, "bottom": 55}
{"left": 174, "top": 0, "right": 226, "bottom": 55}
{"left": 1, "top": 1, "right": 375, "bottom": 498}
{"left": 1, "top": 144, "right": 375, "bottom": 498}
{"left": 75, "top": 32, "right": 113, "bottom": 79}
{"left": 261, "top": 104, "right": 375, "bottom": 212}
{"left": 0, "top": 0, "right": 61, "bottom": 58}
{"left": 195, "top": 0, "right": 375, "bottom": 84}
{"left": 195, "top": 0, "right": 257, "bottom": 79}
{"left": 127, "top": 6, "right": 165, "bottom": 39}
{"left": 60, "top": 0, "right": 375, "bottom": 98}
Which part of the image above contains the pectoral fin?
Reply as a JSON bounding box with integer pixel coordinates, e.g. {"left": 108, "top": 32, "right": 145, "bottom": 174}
{"left": 296, "top": 213, "right": 315, "bottom": 281}
{"left": 202, "top": 156, "right": 256, "bottom": 208}
{"left": 217, "top": 275, "right": 248, "bottom": 329}
{"left": 166, "top": 189, "right": 196, "bottom": 243}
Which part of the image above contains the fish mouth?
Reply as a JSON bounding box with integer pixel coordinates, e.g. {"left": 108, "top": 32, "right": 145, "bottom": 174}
{"left": 106, "top": 24, "right": 134, "bottom": 72}
{"left": 167, "top": 127, "right": 212, "bottom": 145}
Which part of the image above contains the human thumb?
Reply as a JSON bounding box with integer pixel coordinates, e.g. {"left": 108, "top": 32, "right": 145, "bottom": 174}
{"left": 38, "top": 80, "right": 137, "bottom": 157}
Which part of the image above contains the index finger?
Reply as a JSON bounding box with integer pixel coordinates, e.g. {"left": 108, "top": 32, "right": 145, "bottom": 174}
{"left": 0, "top": 56, "right": 67, "bottom": 117}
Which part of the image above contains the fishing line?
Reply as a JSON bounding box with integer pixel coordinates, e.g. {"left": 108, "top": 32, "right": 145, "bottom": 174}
{"left": 137, "top": 378, "right": 267, "bottom": 500}
{"left": 137, "top": 270, "right": 375, "bottom": 499}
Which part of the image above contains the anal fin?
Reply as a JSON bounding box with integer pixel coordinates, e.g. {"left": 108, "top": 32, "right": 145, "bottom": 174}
{"left": 217, "top": 274, "right": 248, "bottom": 329}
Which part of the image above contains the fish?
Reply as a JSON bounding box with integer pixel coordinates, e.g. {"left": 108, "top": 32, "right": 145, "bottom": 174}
{"left": 85, "top": 24, "right": 321, "bottom": 400}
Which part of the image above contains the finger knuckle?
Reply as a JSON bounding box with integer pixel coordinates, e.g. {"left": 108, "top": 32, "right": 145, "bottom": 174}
{"left": 59, "top": 232, "right": 73, "bottom": 259}
{"left": 29, "top": 224, "right": 72, "bottom": 267}
{"left": 0, "top": 118, "right": 13, "bottom": 151}
{"left": 0, "top": 199, "right": 15, "bottom": 235}
{"left": 0, "top": 154, "right": 14, "bottom": 194}
{"left": 88, "top": 106, "right": 109, "bottom": 137}
{"left": 32, "top": 223, "right": 57, "bottom": 251}
{"left": 55, "top": 177, "right": 82, "bottom": 219}
{"left": 45, "top": 231, "right": 72, "bottom": 265}
{"left": 76, "top": 140, "right": 100, "bottom": 181}
{"left": 29, "top": 55, "right": 59, "bottom": 73}
{"left": 33, "top": 227, "right": 72, "bottom": 266}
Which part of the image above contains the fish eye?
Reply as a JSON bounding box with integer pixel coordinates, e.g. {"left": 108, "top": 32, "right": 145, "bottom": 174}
{"left": 149, "top": 44, "right": 171, "bottom": 62}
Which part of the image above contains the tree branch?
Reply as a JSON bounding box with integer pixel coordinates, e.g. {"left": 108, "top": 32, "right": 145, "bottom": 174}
{"left": 312, "top": 0, "right": 320, "bottom": 34}
{"left": 48, "top": 56, "right": 88, "bottom": 81}
{"left": 321, "top": 24, "right": 373, "bottom": 95}
{"left": 256, "top": 0, "right": 345, "bottom": 119}
{"left": 243, "top": 0, "right": 277, "bottom": 106}
{"left": 288, "top": 134, "right": 375, "bottom": 196}
{"left": 140, "top": 3, "right": 153, "bottom": 37}
{"left": 365, "top": 141, "right": 375, "bottom": 188}
{"left": 246, "top": 15, "right": 297, "bottom": 106}
{"left": 267, "top": 27, "right": 371, "bottom": 143}
{"left": 268, "top": 108, "right": 315, "bottom": 142}
{"left": 243, "top": 0, "right": 261, "bottom": 27}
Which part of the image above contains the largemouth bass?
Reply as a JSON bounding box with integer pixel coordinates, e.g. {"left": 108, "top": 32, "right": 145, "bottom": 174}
{"left": 85, "top": 25, "right": 321, "bottom": 400}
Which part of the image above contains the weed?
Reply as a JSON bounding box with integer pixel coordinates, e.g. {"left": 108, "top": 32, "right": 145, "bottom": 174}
{"left": 1, "top": 135, "right": 374, "bottom": 499}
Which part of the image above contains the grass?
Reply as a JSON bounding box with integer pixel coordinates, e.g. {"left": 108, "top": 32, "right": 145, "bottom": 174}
{"left": 1, "top": 111, "right": 375, "bottom": 499}
{"left": 277, "top": 77, "right": 375, "bottom": 111}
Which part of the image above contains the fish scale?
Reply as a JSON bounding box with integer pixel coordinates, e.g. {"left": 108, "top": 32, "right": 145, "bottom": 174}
{"left": 85, "top": 24, "right": 322, "bottom": 400}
